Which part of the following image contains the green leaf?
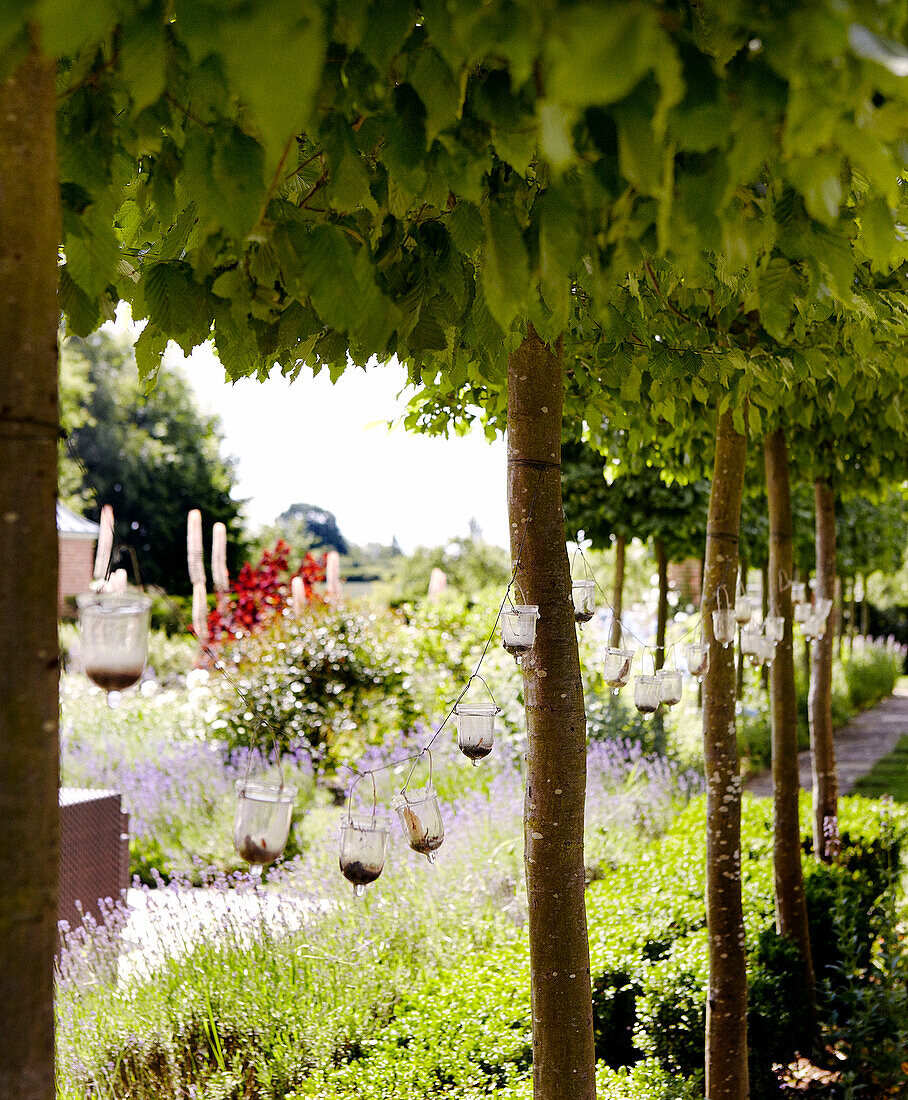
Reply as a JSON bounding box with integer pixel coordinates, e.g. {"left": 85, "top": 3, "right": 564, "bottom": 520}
{"left": 133, "top": 322, "right": 169, "bottom": 386}
{"left": 545, "top": 4, "right": 675, "bottom": 110}
{"left": 143, "top": 261, "right": 210, "bottom": 342}
{"left": 859, "top": 196, "right": 897, "bottom": 271}
{"left": 785, "top": 154, "right": 844, "bottom": 222}
{"left": 448, "top": 201, "right": 484, "bottom": 257}
{"left": 174, "top": 0, "right": 326, "bottom": 168}
{"left": 481, "top": 203, "right": 529, "bottom": 330}
{"left": 360, "top": 0, "right": 415, "bottom": 72}
{"left": 615, "top": 102, "right": 662, "bottom": 196}
{"left": 119, "top": 3, "right": 168, "bottom": 113}
{"left": 323, "top": 115, "right": 378, "bottom": 214}
{"left": 539, "top": 102, "right": 576, "bottom": 170}
{"left": 408, "top": 45, "right": 462, "bottom": 140}
{"left": 59, "top": 266, "right": 101, "bottom": 337}
{"left": 536, "top": 187, "right": 580, "bottom": 330}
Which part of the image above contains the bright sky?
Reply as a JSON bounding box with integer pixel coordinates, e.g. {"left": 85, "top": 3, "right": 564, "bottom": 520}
{"left": 142, "top": 325, "right": 509, "bottom": 553}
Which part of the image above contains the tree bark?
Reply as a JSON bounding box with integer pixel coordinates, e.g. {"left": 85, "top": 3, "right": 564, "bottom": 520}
{"left": 848, "top": 578, "right": 856, "bottom": 650}
{"left": 761, "top": 562, "right": 770, "bottom": 690}
{"left": 0, "top": 43, "right": 60, "bottom": 1100}
{"left": 609, "top": 533, "right": 626, "bottom": 648}
{"left": 653, "top": 537, "right": 668, "bottom": 753}
{"left": 508, "top": 327, "right": 595, "bottom": 1100}
{"left": 809, "top": 478, "right": 838, "bottom": 862}
{"left": 764, "top": 429, "right": 816, "bottom": 1023}
{"left": 702, "top": 407, "right": 749, "bottom": 1100}
{"left": 835, "top": 575, "right": 844, "bottom": 660}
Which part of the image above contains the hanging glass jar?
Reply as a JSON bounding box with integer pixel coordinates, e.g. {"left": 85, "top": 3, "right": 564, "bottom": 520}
{"left": 712, "top": 586, "right": 735, "bottom": 648}
{"left": 794, "top": 602, "right": 811, "bottom": 624}
{"left": 815, "top": 597, "right": 833, "bottom": 621}
{"left": 734, "top": 594, "right": 753, "bottom": 626}
{"left": 656, "top": 668, "right": 683, "bottom": 707}
{"left": 757, "top": 634, "right": 776, "bottom": 667}
{"left": 791, "top": 581, "right": 807, "bottom": 604}
{"left": 685, "top": 641, "right": 710, "bottom": 681}
{"left": 392, "top": 752, "right": 444, "bottom": 863}
{"left": 740, "top": 624, "right": 762, "bottom": 666}
{"left": 634, "top": 674, "right": 662, "bottom": 718}
{"left": 604, "top": 647, "right": 634, "bottom": 693}
{"left": 501, "top": 603, "right": 540, "bottom": 661}
{"left": 454, "top": 676, "right": 500, "bottom": 765}
{"left": 77, "top": 591, "right": 152, "bottom": 693}
{"left": 338, "top": 775, "right": 390, "bottom": 897}
{"left": 233, "top": 779, "right": 297, "bottom": 873}
{"left": 764, "top": 616, "right": 784, "bottom": 645}
{"left": 571, "top": 579, "right": 596, "bottom": 624}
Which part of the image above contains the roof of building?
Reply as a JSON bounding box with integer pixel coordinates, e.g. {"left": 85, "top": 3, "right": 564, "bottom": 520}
{"left": 57, "top": 501, "right": 100, "bottom": 537}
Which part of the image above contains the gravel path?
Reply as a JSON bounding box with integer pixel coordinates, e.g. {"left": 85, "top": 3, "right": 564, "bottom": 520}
{"left": 746, "top": 686, "right": 908, "bottom": 798}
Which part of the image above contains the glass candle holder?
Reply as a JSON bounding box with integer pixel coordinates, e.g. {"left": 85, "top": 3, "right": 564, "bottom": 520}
{"left": 604, "top": 647, "right": 634, "bottom": 693}
{"left": 757, "top": 634, "right": 776, "bottom": 667}
{"left": 740, "top": 624, "right": 762, "bottom": 664}
{"left": 794, "top": 602, "right": 811, "bottom": 624}
{"left": 815, "top": 597, "right": 833, "bottom": 621}
{"left": 77, "top": 591, "right": 152, "bottom": 693}
{"left": 656, "top": 668, "right": 683, "bottom": 707}
{"left": 734, "top": 596, "right": 753, "bottom": 626}
{"left": 392, "top": 787, "right": 445, "bottom": 863}
{"left": 454, "top": 703, "right": 498, "bottom": 765}
{"left": 685, "top": 642, "right": 710, "bottom": 680}
{"left": 634, "top": 674, "right": 661, "bottom": 718}
{"left": 233, "top": 781, "right": 297, "bottom": 870}
{"left": 571, "top": 579, "right": 596, "bottom": 624}
{"left": 712, "top": 609, "right": 736, "bottom": 648}
{"left": 339, "top": 813, "right": 391, "bottom": 897}
{"left": 500, "top": 605, "right": 540, "bottom": 659}
{"left": 791, "top": 581, "right": 807, "bottom": 604}
{"left": 764, "top": 616, "right": 784, "bottom": 645}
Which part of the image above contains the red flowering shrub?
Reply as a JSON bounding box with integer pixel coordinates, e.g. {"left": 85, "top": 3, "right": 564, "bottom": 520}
{"left": 207, "top": 540, "right": 326, "bottom": 643}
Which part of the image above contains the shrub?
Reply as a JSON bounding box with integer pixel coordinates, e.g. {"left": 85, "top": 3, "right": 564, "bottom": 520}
{"left": 212, "top": 604, "right": 420, "bottom": 775}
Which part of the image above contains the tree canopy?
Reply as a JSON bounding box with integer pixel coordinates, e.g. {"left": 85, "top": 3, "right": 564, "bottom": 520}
{"left": 60, "top": 331, "right": 246, "bottom": 593}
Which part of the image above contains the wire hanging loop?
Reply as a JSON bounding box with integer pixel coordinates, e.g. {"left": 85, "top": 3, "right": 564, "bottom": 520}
{"left": 401, "top": 748, "right": 434, "bottom": 798}
{"left": 241, "top": 721, "right": 286, "bottom": 791}
{"left": 716, "top": 583, "right": 730, "bottom": 613}
{"left": 346, "top": 769, "right": 378, "bottom": 822}
{"left": 462, "top": 673, "right": 502, "bottom": 713}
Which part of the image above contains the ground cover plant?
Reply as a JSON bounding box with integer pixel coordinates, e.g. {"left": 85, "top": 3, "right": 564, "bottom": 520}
{"left": 56, "top": 788, "right": 908, "bottom": 1100}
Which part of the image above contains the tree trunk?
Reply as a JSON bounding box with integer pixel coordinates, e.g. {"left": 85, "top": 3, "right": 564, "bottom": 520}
{"left": 653, "top": 537, "right": 669, "bottom": 753}
{"left": 508, "top": 326, "right": 595, "bottom": 1100}
{"left": 761, "top": 562, "right": 770, "bottom": 690}
{"left": 0, "top": 44, "right": 60, "bottom": 1100}
{"left": 861, "top": 575, "right": 870, "bottom": 636}
{"left": 835, "top": 575, "right": 844, "bottom": 660}
{"left": 764, "top": 429, "right": 816, "bottom": 1022}
{"left": 848, "top": 578, "right": 857, "bottom": 650}
{"left": 702, "top": 407, "right": 749, "bottom": 1100}
{"left": 809, "top": 479, "right": 838, "bottom": 862}
{"left": 609, "top": 533, "right": 626, "bottom": 648}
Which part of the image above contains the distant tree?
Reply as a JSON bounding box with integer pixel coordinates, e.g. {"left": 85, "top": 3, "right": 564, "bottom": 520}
{"left": 252, "top": 501, "right": 348, "bottom": 562}
{"left": 60, "top": 332, "right": 245, "bottom": 594}
{"left": 389, "top": 537, "right": 510, "bottom": 604}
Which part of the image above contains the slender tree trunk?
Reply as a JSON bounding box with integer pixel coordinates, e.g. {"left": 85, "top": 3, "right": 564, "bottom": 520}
{"left": 761, "top": 562, "right": 770, "bottom": 690}
{"left": 835, "top": 575, "right": 844, "bottom": 660}
{"left": 609, "top": 533, "right": 626, "bottom": 648}
{"left": 809, "top": 478, "right": 838, "bottom": 862}
{"left": 764, "top": 430, "right": 816, "bottom": 1024}
{"left": 702, "top": 407, "right": 749, "bottom": 1100}
{"left": 653, "top": 537, "right": 668, "bottom": 753}
{"left": 508, "top": 327, "right": 595, "bottom": 1100}
{"left": 848, "top": 578, "right": 856, "bottom": 650}
{"left": 0, "top": 43, "right": 60, "bottom": 1100}
{"left": 860, "top": 575, "right": 870, "bottom": 637}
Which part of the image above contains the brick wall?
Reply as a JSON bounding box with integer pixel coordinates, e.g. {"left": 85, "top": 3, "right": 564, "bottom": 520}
{"left": 59, "top": 536, "right": 95, "bottom": 614}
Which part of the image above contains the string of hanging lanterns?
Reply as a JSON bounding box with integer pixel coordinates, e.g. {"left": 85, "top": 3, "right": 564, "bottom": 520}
{"left": 72, "top": 449, "right": 835, "bottom": 897}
